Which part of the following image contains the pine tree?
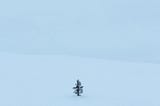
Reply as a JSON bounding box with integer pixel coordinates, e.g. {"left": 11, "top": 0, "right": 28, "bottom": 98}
{"left": 73, "top": 80, "right": 83, "bottom": 96}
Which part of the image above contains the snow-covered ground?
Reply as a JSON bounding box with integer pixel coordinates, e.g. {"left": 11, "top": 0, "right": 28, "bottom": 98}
{"left": 0, "top": 0, "right": 160, "bottom": 105}
{"left": 0, "top": 52, "right": 160, "bottom": 106}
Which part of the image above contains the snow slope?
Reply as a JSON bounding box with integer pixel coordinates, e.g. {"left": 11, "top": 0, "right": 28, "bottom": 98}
{"left": 0, "top": 53, "right": 160, "bottom": 106}
{"left": 0, "top": 0, "right": 160, "bottom": 105}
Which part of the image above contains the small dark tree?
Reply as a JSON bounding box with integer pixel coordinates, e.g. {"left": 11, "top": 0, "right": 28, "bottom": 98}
{"left": 73, "top": 80, "right": 83, "bottom": 96}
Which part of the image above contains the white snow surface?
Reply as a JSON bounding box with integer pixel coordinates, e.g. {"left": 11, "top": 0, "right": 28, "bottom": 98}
{"left": 0, "top": 0, "right": 160, "bottom": 105}
{"left": 0, "top": 52, "right": 160, "bottom": 106}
